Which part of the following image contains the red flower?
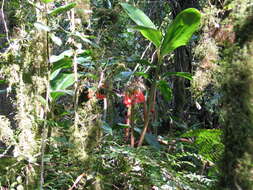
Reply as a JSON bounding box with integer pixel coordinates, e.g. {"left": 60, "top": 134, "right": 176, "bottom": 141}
{"left": 123, "top": 90, "right": 145, "bottom": 107}
{"left": 132, "top": 90, "right": 145, "bottom": 104}
{"left": 96, "top": 92, "right": 106, "bottom": 99}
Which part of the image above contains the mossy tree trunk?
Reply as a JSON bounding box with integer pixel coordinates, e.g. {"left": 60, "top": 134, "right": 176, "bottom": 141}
{"left": 217, "top": 0, "right": 253, "bottom": 189}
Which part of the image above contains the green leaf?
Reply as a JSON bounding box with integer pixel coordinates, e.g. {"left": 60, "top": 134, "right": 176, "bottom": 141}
{"left": 0, "top": 80, "right": 6, "bottom": 84}
{"left": 163, "top": 72, "right": 193, "bottom": 80}
{"left": 42, "top": 0, "right": 54, "bottom": 3}
{"left": 50, "top": 68, "right": 62, "bottom": 80}
{"left": 50, "top": 73, "right": 75, "bottom": 91}
{"left": 48, "top": 2, "right": 77, "bottom": 17}
{"left": 157, "top": 80, "right": 172, "bottom": 101}
{"left": 161, "top": 8, "right": 201, "bottom": 57}
{"left": 120, "top": 3, "right": 156, "bottom": 29}
{"left": 133, "top": 26, "right": 162, "bottom": 47}
{"left": 117, "top": 123, "right": 130, "bottom": 129}
{"left": 121, "top": 3, "right": 162, "bottom": 47}
{"left": 50, "top": 90, "right": 74, "bottom": 100}
{"left": 34, "top": 22, "right": 51, "bottom": 32}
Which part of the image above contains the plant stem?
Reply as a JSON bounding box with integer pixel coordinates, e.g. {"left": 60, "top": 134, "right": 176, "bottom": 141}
{"left": 138, "top": 52, "right": 160, "bottom": 147}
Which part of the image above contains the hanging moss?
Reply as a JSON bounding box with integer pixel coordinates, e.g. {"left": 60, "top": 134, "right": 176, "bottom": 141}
{"left": 216, "top": 0, "right": 253, "bottom": 189}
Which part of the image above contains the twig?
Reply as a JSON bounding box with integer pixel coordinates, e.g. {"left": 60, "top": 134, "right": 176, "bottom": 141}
{"left": 1, "top": 0, "right": 10, "bottom": 43}
{"left": 0, "top": 145, "right": 13, "bottom": 158}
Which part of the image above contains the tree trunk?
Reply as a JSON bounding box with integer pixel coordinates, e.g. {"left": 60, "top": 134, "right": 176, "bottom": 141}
{"left": 167, "top": 0, "right": 199, "bottom": 119}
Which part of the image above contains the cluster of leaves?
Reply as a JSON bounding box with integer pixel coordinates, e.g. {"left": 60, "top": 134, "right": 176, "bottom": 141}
{"left": 90, "top": 134, "right": 218, "bottom": 190}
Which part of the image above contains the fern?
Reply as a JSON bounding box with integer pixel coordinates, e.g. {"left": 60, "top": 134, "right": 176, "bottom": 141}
{"left": 181, "top": 129, "right": 224, "bottom": 162}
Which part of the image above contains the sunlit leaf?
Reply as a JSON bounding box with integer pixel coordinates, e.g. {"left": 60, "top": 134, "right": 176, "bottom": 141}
{"left": 121, "top": 3, "right": 162, "bottom": 47}
{"left": 42, "top": 0, "right": 54, "bottom": 3}
{"left": 50, "top": 68, "right": 62, "bottom": 80}
{"left": 48, "top": 2, "right": 77, "bottom": 17}
{"left": 50, "top": 73, "right": 75, "bottom": 91}
{"left": 161, "top": 8, "right": 201, "bottom": 57}
{"left": 120, "top": 3, "right": 156, "bottom": 29}
{"left": 133, "top": 26, "right": 162, "bottom": 47}
{"left": 50, "top": 34, "right": 62, "bottom": 46}
{"left": 50, "top": 50, "right": 73, "bottom": 63}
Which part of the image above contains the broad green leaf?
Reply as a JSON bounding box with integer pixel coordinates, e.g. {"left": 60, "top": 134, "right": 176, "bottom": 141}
{"left": 133, "top": 26, "right": 162, "bottom": 47}
{"left": 51, "top": 58, "right": 72, "bottom": 72}
{"left": 34, "top": 22, "right": 51, "bottom": 32}
{"left": 48, "top": 2, "right": 77, "bottom": 17}
{"left": 120, "top": 3, "right": 156, "bottom": 29}
{"left": 50, "top": 73, "right": 75, "bottom": 91}
{"left": 161, "top": 8, "right": 201, "bottom": 57}
{"left": 50, "top": 50, "right": 73, "bottom": 63}
{"left": 163, "top": 72, "right": 193, "bottom": 80}
{"left": 157, "top": 80, "right": 172, "bottom": 101}
{"left": 121, "top": 3, "right": 162, "bottom": 47}
{"left": 50, "top": 68, "right": 62, "bottom": 80}
{"left": 50, "top": 90, "right": 74, "bottom": 100}
{"left": 42, "top": 0, "right": 54, "bottom": 3}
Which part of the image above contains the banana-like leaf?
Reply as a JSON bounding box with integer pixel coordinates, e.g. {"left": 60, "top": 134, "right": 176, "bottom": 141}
{"left": 133, "top": 26, "right": 162, "bottom": 47}
{"left": 120, "top": 3, "right": 156, "bottom": 28}
{"left": 160, "top": 8, "right": 201, "bottom": 57}
{"left": 48, "top": 2, "right": 77, "bottom": 17}
{"left": 121, "top": 3, "right": 162, "bottom": 47}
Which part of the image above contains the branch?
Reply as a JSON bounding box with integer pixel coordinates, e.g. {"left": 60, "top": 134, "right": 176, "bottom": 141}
{"left": 1, "top": 0, "right": 10, "bottom": 43}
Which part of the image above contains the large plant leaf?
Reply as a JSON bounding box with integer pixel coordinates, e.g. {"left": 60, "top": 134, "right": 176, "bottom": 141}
{"left": 133, "top": 26, "right": 162, "bottom": 47}
{"left": 48, "top": 2, "right": 77, "bottom": 17}
{"left": 50, "top": 73, "right": 75, "bottom": 91}
{"left": 120, "top": 3, "right": 161, "bottom": 47}
{"left": 120, "top": 3, "right": 156, "bottom": 28}
{"left": 160, "top": 8, "right": 201, "bottom": 57}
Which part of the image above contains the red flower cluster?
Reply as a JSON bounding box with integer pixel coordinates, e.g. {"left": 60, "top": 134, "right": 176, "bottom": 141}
{"left": 123, "top": 90, "right": 145, "bottom": 107}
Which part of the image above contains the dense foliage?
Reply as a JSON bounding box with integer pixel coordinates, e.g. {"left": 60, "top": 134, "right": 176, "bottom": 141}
{"left": 0, "top": 0, "right": 252, "bottom": 189}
